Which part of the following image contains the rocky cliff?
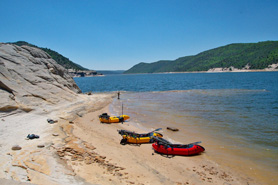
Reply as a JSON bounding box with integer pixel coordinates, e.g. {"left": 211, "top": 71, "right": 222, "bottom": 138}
{"left": 0, "top": 43, "right": 81, "bottom": 112}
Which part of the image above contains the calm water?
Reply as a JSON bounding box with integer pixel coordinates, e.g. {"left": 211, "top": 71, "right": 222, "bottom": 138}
{"left": 74, "top": 72, "right": 278, "bottom": 183}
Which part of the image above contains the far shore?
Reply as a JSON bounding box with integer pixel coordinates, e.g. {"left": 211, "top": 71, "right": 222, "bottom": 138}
{"left": 74, "top": 68, "right": 278, "bottom": 77}
{"left": 143, "top": 68, "right": 278, "bottom": 74}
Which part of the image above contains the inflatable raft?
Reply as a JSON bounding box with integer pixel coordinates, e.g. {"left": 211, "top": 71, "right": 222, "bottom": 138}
{"left": 152, "top": 137, "right": 205, "bottom": 156}
{"left": 99, "top": 113, "right": 130, "bottom": 123}
{"left": 118, "top": 128, "right": 163, "bottom": 144}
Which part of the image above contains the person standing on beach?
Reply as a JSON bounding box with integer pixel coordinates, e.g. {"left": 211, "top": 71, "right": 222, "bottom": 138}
{"left": 117, "top": 91, "right": 120, "bottom": 99}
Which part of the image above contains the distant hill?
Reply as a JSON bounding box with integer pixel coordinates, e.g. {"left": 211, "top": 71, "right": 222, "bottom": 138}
{"left": 125, "top": 41, "right": 278, "bottom": 73}
{"left": 96, "top": 70, "right": 125, "bottom": 75}
{"left": 11, "top": 41, "right": 88, "bottom": 71}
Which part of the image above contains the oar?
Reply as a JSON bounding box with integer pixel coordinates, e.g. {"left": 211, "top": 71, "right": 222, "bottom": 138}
{"left": 149, "top": 128, "right": 162, "bottom": 133}
{"left": 153, "top": 136, "right": 171, "bottom": 144}
{"left": 189, "top": 141, "right": 202, "bottom": 145}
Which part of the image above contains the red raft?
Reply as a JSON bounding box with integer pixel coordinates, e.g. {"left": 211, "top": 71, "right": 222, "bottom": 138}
{"left": 152, "top": 137, "right": 205, "bottom": 156}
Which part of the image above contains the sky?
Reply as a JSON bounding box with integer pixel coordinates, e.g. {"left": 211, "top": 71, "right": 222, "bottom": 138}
{"left": 0, "top": 0, "right": 278, "bottom": 70}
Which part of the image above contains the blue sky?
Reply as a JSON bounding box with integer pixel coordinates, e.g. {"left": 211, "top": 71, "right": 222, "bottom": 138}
{"left": 1, "top": 0, "right": 278, "bottom": 70}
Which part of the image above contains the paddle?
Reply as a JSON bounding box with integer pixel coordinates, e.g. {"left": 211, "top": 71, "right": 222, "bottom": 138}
{"left": 153, "top": 136, "right": 171, "bottom": 144}
{"left": 153, "top": 136, "right": 201, "bottom": 147}
{"left": 188, "top": 141, "right": 202, "bottom": 145}
{"left": 149, "top": 128, "right": 162, "bottom": 133}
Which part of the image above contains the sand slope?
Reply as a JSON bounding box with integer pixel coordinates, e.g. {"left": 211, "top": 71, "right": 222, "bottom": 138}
{"left": 0, "top": 92, "right": 263, "bottom": 184}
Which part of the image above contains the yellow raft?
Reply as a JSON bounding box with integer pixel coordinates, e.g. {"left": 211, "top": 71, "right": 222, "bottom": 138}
{"left": 99, "top": 113, "right": 130, "bottom": 123}
{"left": 118, "top": 128, "right": 163, "bottom": 144}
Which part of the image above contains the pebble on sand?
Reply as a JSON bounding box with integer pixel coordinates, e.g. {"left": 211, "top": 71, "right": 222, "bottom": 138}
{"left": 37, "top": 144, "right": 45, "bottom": 148}
{"left": 12, "top": 145, "right": 22, "bottom": 150}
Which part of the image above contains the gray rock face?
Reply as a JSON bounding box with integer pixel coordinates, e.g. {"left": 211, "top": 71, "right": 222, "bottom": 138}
{"left": 0, "top": 43, "right": 82, "bottom": 112}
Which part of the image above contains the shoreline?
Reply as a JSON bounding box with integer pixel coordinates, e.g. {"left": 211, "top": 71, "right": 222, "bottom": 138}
{"left": 57, "top": 97, "right": 261, "bottom": 185}
{"left": 0, "top": 92, "right": 274, "bottom": 184}
{"left": 130, "top": 69, "right": 278, "bottom": 75}
{"left": 109, "top": 94, "right": 277, "bottom": 185}
{"left": 73, "top": 68, "right": 278, "bottom": 77}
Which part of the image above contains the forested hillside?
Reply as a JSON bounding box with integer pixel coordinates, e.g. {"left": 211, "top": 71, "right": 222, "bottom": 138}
{"left": 125, "top": 41, "right": 278, "bottom": 73}
{"left": 11, "top": 41, "right": 88, "bottom": 71}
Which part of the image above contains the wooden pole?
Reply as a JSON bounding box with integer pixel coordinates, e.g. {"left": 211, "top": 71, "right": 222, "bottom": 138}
{"left": 122, "top": 103, "right": 123, "bottom": 124}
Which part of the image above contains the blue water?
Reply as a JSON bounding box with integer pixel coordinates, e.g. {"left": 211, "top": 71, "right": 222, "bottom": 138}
{"left": 74, "top": 72, "right": 278, "bottom": 147}
{"left": 74, "top": 72, "right": 278, "bottom": 93}
{"left": 74, "top": 72, "right": 278, "bottom": 182}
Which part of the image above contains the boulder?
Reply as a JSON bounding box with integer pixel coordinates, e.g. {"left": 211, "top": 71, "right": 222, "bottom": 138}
{"left": 0, "top": 43, "right": 81, "bottom": 112}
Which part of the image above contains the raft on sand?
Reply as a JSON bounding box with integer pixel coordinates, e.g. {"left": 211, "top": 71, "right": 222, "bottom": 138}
{"left": 152, "top": 137, "right": 205, "bottom": 156}
{"left": 118, "top": 128, "right": 163, "bottom": 145}
{"left": 99, "top": 113, "right": 130, "bottom": 123}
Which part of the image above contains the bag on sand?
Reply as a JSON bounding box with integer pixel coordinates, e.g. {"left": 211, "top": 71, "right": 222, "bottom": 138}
{"left": 27, "top": 134, "right": 40, "bottom": 139}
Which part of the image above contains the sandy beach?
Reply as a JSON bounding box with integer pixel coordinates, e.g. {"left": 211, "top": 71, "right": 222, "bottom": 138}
{"left": 0, "top": 91, "right": 264, "bottom": 185}
{"left": 1, "top": 39, "right": 277, "bottom": 185}
{"left": 0, "top": 93, "right": 111, "bottom": 185}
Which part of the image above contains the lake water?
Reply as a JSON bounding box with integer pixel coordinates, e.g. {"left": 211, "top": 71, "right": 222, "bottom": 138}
{"left": 74, "top": 72, "right": 278, "bottom": 184}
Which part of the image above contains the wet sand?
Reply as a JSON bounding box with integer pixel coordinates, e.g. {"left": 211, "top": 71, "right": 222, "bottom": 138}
{"left": 120, "top": 115, "right": 278, "bottom": 185}
{"left": 58, "top": 102, "right": 259, "bottom": 184}
{"left": 0, "top": 93, "right": 268, "bottom": 184}
{"left": 109, "top": 92, "right": 278, "bottom": 185}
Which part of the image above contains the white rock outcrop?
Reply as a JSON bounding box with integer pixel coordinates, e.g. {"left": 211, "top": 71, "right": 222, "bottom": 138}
{"left": 0, "top": 43, "right": 81, "bottom": 112}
